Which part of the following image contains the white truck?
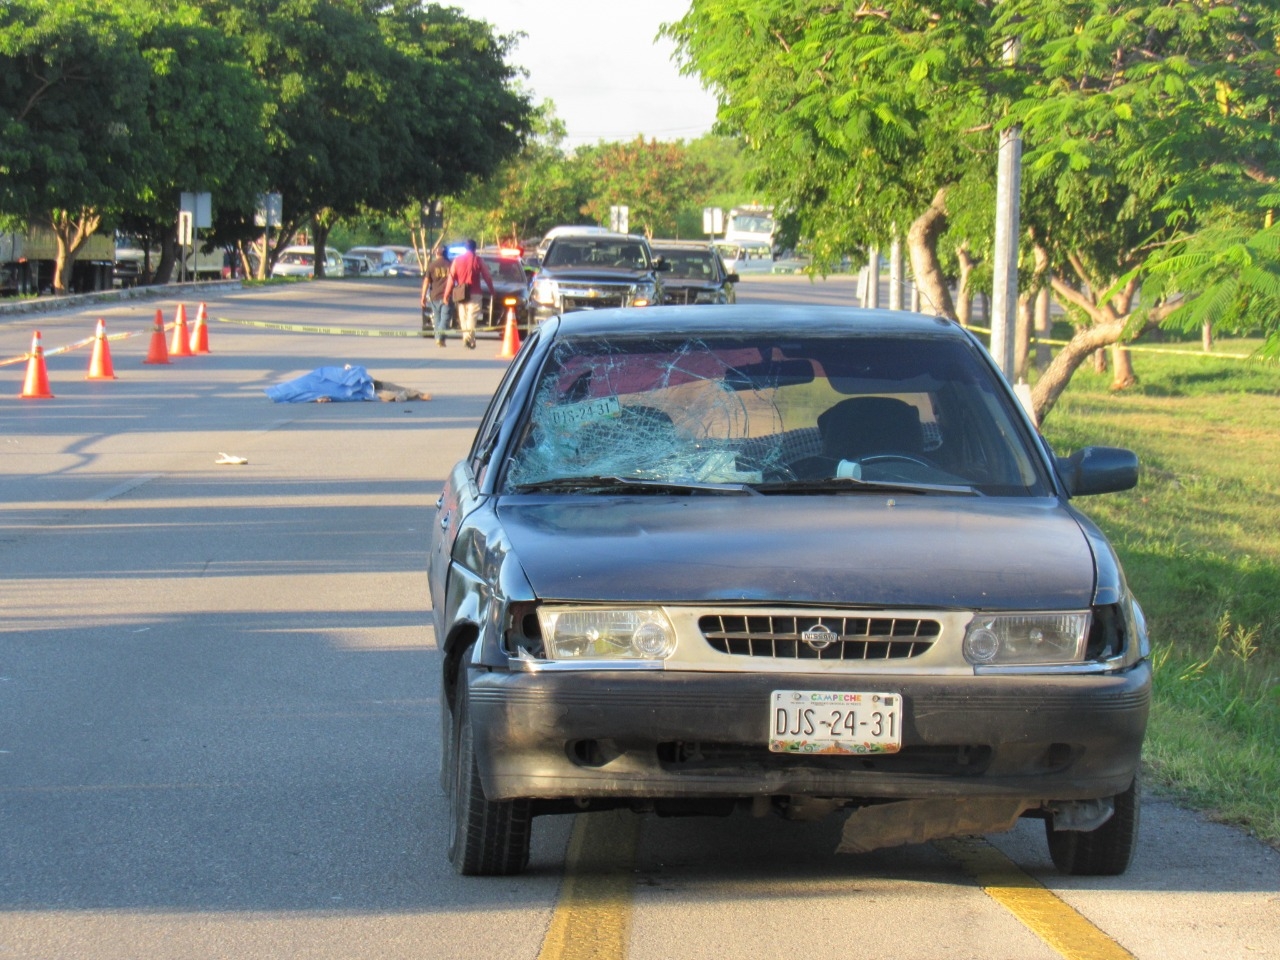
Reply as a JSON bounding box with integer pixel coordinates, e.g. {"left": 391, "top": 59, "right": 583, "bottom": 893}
{"left": 722, "top": 205, "right": 777, "bottom": 259}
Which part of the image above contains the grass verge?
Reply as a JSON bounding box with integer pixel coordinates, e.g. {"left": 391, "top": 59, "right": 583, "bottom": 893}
{"left": 1039, "top": 338, "right": 1280, "bottom": 848}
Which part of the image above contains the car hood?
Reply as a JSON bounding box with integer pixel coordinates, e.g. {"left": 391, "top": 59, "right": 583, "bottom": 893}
{"left": 495, "top": 495, "right": 1096, "bottom": 609}
{"left": 663, "top": 278, "right": 722, "bottom": 289}
{"left": 539, "top": 267, "right": 651, "bottom": 283}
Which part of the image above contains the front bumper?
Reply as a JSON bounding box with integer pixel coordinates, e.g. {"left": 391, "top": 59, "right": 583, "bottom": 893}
{"left": 467, "top": 664, "right": 1150, "bottom": 803}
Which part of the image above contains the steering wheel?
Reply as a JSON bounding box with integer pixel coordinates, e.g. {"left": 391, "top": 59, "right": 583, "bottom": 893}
{"left": 859, "top": 453, "right": 936, "bottom": 469}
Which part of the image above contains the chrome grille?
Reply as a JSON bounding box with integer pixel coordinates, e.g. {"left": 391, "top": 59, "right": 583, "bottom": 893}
{"left": 563, "top": 293, "right": 627, "bottom": 310}
{"left": 700, "top": 614, "right": 940, "bottom": 660}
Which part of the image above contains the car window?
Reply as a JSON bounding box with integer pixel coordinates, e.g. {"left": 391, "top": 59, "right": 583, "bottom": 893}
{"left": 544, "top": 240, "right": 650, "bottom": 269}
{"left": 660, "top": 251, "right": 716, "bottom": 279}
{"left": 502, "top": 334, "right": 1049, "bottom": 496}
{"left": 482, "top": 257, "right": 527, "bottom": 283}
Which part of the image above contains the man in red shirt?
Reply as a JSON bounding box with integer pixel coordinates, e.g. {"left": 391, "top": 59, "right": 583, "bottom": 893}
{"left": 442, "top": 239, "right": 496, "bottom": 350}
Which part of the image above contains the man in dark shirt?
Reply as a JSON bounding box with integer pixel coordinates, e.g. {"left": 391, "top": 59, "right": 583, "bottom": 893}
{"left": 420, "top": 244, "right": 452, "bottom": 346}
{"left": 442, "top": 239, "right": 496, "bottom": 350}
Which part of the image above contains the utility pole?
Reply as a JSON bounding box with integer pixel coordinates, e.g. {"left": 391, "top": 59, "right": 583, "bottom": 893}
{"left": 989, "top": 36, "right": 1022, "bottom": 381}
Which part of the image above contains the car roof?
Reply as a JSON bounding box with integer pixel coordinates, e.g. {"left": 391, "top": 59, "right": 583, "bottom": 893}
{"left": 649, "top": 240, "right": 715, "bottom": 250}
{"left": 546, "top": 230, "right": 646, "bottom": 244}
{"left": 548, "top": 305, "right": 965, "bottom": 341}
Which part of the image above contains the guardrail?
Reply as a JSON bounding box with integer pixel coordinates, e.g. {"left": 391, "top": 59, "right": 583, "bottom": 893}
{"left": 0, "top": 280, "right": 242, "bottom": 320}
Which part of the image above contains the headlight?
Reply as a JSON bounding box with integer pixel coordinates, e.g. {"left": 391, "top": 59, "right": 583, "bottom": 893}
{"left": 537, "top": 606, "right": 675, "bottom": 660}
{"left": 531, "top": 278, "right": 558, "bottom": 305}
{"left": 962, "top": 612, "right": 1089, "bottom": 665}
{"left": 631, "top": 282, "right": 657, "bottom": 307}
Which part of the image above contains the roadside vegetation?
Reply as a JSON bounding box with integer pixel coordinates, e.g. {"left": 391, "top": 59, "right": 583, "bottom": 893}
{"left": 1040, "top": 338, "right": 1280, "bottom": 848}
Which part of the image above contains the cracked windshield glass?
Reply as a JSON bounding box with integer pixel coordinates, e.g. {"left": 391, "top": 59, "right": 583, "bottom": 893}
{"left": 504, "top": 334, "right": 1048, "bottom": 496}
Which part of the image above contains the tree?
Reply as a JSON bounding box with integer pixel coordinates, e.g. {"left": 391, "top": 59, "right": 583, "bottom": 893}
{"left": 577, "top": 136, "right": 715, "bottom": 238}
{"left": 204, "top": 0, "right": 533, "bottom": 276}
{"left": 119, "top": 3, "right": 267, "bottom": 284}
{"left": 445, "top": 102, "right": 590, "bottom": 245}
{"left": 669, "top": 1, "right": 1280, "bottom": 422}
{"left": 0, "top": 0, "right": 152, "bottom": 292}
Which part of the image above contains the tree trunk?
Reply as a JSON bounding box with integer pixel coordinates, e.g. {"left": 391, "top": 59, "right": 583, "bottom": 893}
{"left": 954, "top": 245, "right": 974, "bottom": 327}
{"left": 313, "top": 211, "right": 334, "bottom": 279}
{"left": 156, "top": 228, "right": 178, "bottom": 285}
{"left": 1014, "top": 293, "right": 1033, "bottom": 382}
{"left": 1032, "top": 319, "right": 1126, "bottom": 421}
{"left": 1110, "top": 344, "right": 1137, "bottom": 391}
{"left": 905, "top": 188, "right": 956, "bottom": 320}
{"left": 45, "top": 208, "right": 100, "bottom": 294}
{"left": 1034, "top": 282, "right": 1052, "bottom": 371}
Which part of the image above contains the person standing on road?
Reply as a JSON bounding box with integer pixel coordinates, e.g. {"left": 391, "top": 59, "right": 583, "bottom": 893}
{"left": 420, "top": 244, "right": 453, "bottom": 346}
{"left": 441, "top": 239, "right": 495, "bottom": 350}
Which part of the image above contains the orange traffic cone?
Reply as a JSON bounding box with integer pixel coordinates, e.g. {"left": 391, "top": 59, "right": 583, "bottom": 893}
{"left": 189, "top": 302, "right": 210, "bottom": 354}
{"left": 143, "top": 309, "right": 170, "bottom": 364}
{"left": 86, "top": 318, "right": 117, "bottom": 380}
{"left": 496, "top": 303, "right": 522, "bottom": 359}
{"left": 19, "top": 330, "right": 54, "bottom": 399}
{"left": 169, "top": 304, "right": 193, "bottom": 357}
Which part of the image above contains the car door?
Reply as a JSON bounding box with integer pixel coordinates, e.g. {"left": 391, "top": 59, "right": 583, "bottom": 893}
{"left": 427, "top": 330, "right": 547, "bottom": 622}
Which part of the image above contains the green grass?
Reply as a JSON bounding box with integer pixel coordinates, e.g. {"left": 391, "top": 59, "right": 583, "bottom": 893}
{"left": 1038, "top": 339, "right": 1280, "bottom": 847}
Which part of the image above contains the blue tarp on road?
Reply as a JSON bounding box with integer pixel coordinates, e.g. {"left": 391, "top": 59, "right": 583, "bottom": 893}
{"left": 265, "top": 365, "right": 377, "bottom": 403}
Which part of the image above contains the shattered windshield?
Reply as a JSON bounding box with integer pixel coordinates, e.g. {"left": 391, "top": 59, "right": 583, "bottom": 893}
{"left": 502, "top": 334, "right": 1050, "bottom": 496}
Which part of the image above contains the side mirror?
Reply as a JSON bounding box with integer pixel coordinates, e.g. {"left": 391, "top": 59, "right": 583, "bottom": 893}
{"left": 653, "top": 256, "right": 670, "bottom": 271}
{"left": 1056, "top": 446, "right": 1139, "bottom": 496}
{"left": 725, "top": 272, "right": 740, "bottom": 284}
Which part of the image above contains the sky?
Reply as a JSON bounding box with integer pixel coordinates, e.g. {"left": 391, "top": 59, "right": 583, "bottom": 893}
{"left": 459, "top": 0, "right": 721, "bottom": 149}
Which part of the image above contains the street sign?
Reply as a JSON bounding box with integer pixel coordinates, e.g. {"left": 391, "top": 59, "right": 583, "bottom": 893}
{"left": 180, "top": 192, "right": 212, "bottom": 228}
{"left": 610, "top": 205, "right": 629, "bottom": 234}
{"left": 703, "top": 207, "right": 724, "bottom": 236}
{"left": 177, "top": 210, "right": 194, "bottom": 247}
{"left": 255, "top": 193, "right": 283, "bottom": 228}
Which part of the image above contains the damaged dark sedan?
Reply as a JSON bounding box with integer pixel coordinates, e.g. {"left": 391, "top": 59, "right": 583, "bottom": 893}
{"left": 428, "top": 305, "right": 1150, "bottom": 877}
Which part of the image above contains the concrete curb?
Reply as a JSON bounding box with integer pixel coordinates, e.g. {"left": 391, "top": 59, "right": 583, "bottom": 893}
{"left": 0, "top": 280, "right": 243, "bottom": 320}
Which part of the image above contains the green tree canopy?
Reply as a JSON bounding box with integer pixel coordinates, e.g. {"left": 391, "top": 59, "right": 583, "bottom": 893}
{"left": 668, "top": 0, "right": 1280, "bottom": 420}
{"left": 204, "top": 0, "right": 533, "bottom": 275}
{"left": 1, "top": 0, "right": 153, "bottom": 290}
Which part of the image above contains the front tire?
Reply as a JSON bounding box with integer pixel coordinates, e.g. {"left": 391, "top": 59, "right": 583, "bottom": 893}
{"left": 447, "top": 672, "right": 532, "bottom": 876}
{"left": 1045, "top": 777, "right": 1140, "bottom": 876}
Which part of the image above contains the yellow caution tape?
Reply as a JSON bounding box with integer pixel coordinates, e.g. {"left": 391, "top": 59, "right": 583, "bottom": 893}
{"left": 964, "top": 324, "right": 1256, "bottom": 359}
{"left": 211, "top": 316, "right": 421, "bottom": 337}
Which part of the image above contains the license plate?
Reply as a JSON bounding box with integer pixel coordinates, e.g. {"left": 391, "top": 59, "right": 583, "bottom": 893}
{"left": 769, "top": 690, "right": 902, "bottom": 755}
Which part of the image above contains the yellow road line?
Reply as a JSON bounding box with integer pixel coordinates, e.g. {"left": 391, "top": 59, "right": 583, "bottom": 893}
{"left": 936, "top": 837, "right": 1135, "bottom": 960}
{"left": 538, "top": 810, "right": 640, "bottom": 960}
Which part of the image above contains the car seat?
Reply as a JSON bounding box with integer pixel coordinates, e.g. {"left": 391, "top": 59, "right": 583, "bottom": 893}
{"left": 818, "top": 396, "right": 924, "bottom": 461}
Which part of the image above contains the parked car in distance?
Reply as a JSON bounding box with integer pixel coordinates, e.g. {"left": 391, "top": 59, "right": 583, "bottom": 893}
{"left": 529, "top": 230, "right": 665, "bottom": 324}
{"left": 345, "top": 246, "right": 399, "bottom": 276}
{"left": 430, "top": 305, "right": 1149, "bottom": 878}
{"left": 535, "top": 224, "right": 611, "bottom": 261}
{"left": 650, "top": 240, "right": 739, "bottom": 305}
{"left": 272, "top": 246, "right": 345, "bottom": 278}
{"left": 385, "top": 259, "right": 422, "bottom": 278}
{"left": 343, "top": 254, "right": 376, "bottom": 277}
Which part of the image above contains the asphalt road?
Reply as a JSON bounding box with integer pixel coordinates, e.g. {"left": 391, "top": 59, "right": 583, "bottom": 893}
{"left": 1, "top": 278, "right": 1277, "bottom": 960}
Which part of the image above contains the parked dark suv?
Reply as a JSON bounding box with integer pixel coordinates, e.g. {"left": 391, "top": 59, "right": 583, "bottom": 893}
{"left": 651, "top": 239, "right": 739, "bottom": 305}
{"left": 529, "top": 231, "right": 666, "bottom": 323}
